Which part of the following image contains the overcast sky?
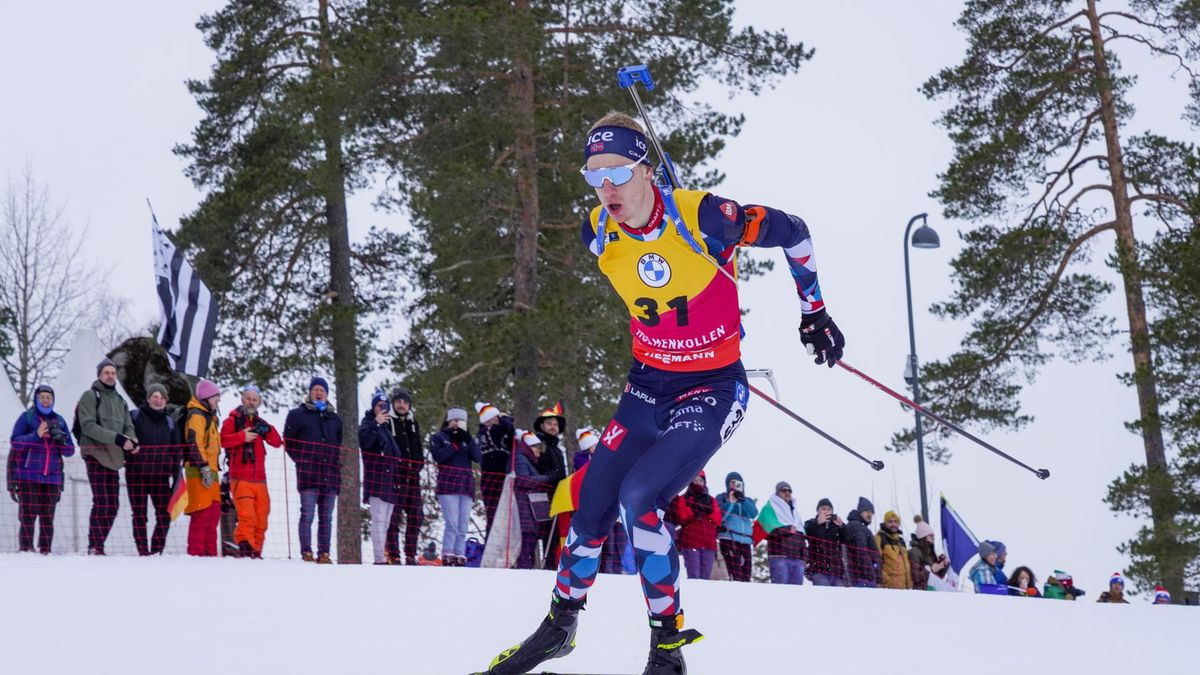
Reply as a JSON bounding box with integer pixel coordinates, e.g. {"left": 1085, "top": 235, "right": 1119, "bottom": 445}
{"left": 2, "top": 1, "right": 1193, "bottom": 594}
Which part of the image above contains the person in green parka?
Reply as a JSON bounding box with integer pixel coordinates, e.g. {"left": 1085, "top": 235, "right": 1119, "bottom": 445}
{"left": 77, "top": 358, "right": 137, "bottom": 555}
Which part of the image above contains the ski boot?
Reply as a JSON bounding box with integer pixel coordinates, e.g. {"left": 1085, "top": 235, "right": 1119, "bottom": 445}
{"left": 642, "top": 613, "right": 703, "bottom": 675}
{"left": 238, "top": 540, "right": 254, "bottom": 558}
{"left": 486, "top": 594, "right": 584, "bottom": 674}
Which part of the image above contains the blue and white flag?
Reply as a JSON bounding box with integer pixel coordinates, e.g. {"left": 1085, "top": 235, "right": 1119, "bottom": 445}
{"left": 151, "top": 213, "right": 218, "bottom": 377}
{"left": 940, "top": 494, "right": 980, "bottom": 576}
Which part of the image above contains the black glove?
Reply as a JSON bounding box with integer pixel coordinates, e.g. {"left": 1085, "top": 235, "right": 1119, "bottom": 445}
{"left": 799, "top": 310, "right": 845, "bottom": 368}
{"left": 689, "top": 495, "right": 713, "bottom": 515}
{"left": 115, "top": 434, "right": 130, "bottom": 448}
{"left": 8, "top": 485, "right": 17, "bottom": 503}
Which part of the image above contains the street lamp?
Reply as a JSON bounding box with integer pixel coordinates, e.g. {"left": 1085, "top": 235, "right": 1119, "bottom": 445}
{"left": 904, "top": 212, "right": 939, "bottom": 522}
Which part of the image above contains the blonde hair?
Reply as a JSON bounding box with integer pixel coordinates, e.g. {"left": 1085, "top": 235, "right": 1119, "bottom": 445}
{"left": 588, "top": 111, "right": 644, "bottom": 134}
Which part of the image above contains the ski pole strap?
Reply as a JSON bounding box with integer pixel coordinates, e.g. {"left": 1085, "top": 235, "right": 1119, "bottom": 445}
{"left": 746, "top": 383, "right": 884, "bottom": 471}
{"left": 834, "top": 360, "right": 1050, "bottom": 480}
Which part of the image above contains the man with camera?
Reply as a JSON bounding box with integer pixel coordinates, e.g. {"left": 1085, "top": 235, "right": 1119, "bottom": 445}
{"left": 220, "top": 385, "right": 282, "bottom": 558}
{"left": 716, "top": 471, "right": 758, "bottom": 582}
{"left": 77, "top": 358, "right": 139, "bottom": 555}
{"left": 127, "top": 383, "right": 184, "bottom": 555}
{"left": 8, "top": 384, "right": 75, "bottom": 554}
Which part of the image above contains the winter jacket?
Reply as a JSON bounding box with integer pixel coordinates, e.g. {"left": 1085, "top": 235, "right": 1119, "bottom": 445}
{"left": 535, "top": 432, "right": 568, "bottom": 486}
{"left": 716, "top": 472, "right": 757, "bottom": 545}
{"left": 183, "top": 397, "right": 221, "bottom": 514}
{"left": 573, "top": 450, "right": 592, "bottom": 471}
{"left": 845, "top": 510, "right": 881, "bottom": 584}
{"left": 667, "top": 484, "right": 722, "bottom": 552}
{"left": 513, "top": 444, "right": 554, "bottom": 491}
{"left": 875, "top": 527, "right": 913, "bottom": 589}
{"left": 388, "top": 411, "right": 423, "bottom": 479}
{"left": 8, "top": 408, "right": 74, "bottom": 485}
{"left": 908, "top": 535, "right": 949, "bottom": 590}
{"left": 127, "top": 405, "right": 184, "bottom": 476}
{"left": 220, "top": 407, "right": 282, "bottom": 482}
{"left": 359, "top": 410, "right": 402, "bottom": 504}
{"left": 969, "top": 559, "right": 1007, "bottom": 595}
{"left": 803, "top": 516, "right": 847, "bottom": 579}
{"left": 76, "top": 380, "right": 136, "bottom": 471}
{"left": 430, "top": 426, "right": 481, "bottom": 496}
{"left": 1097, "top": 590, "right": 1129, "bottom": 604}
{"left": 283, "top": 400, "right": 343, "bottom": 493}
{"left": 477, "top": 416, "right": 514, "bottom": 476}
{"left": 764, "top": 497, "right": 806, "bottom": 559}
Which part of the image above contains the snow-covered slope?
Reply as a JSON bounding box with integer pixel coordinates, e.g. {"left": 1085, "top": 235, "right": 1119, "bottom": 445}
{"left": 2, "top": 555, "right": 1193, "bottom": 674}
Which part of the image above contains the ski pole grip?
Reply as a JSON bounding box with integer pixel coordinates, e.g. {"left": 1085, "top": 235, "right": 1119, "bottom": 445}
{"left": 1036, "top": 468, "right": 1050, "bottom": 480}
{"left": 617, "top": 64, "right": 656, "bottom": 91}
{"left": 870, "top": 460, "right": 885, "bottom": 471}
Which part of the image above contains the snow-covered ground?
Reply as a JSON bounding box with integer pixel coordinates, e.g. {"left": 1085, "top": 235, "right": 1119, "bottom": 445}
{"left": 2, "top": 555, "right": 1194, "bottom": 674}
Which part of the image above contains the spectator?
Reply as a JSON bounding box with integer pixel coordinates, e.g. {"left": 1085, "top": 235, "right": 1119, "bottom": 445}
{"left": 127, "top": 383, "right": 184, "bottom": 556}
{"left": 418, "top": 541, "right": 443, "bottom": 566}
{"left": 533, "top": 404, "right": 568, "bottom": 568}
{"left": 219, "top": 385, "right": 281, "bottom": 559}
{"left": 1009, "top": 566, "right": 1041, "bottom": 597}
{"left": 762, "top": 481, "right": 806, "bottom": 585}
{"left": 989, "top": 540, "right": 1009, "bottom": 587}
{"left": 475, "top": 401, "right": 513, "bottom": 536}
{"left": 386, "top": 388, "right": 424, "bottom": 565}
{"left": 184, "top": 379, "right": 222, "bottom": 557}
{"left": 8, "top": 384, "right": 74, "bottom": 554}
{"left": 1153, "top": 586, "right": 1171, "bottom": 605}
{"left": 1043, "top": 569, "right": 1085, "bottom": 600}
{"left": 573, "top": 428, "right": 599, "bottom": 471}
{"left": 430, "top": 406, "right": 481, "bottom": 566}
{"left": 360, "top": 392, "right": 402, "bottom": 565}
{"left": 968, "top": 541, "right": 1008, "bottom": 595}
{"left": 513, "top": 429, "right": 555, "bottom": 569}
{"left": 908, "top": 516, "right": 951, "bottom": 591}
{"left": 716, "top": 471, "right": 758, "bottom": 582}
{"left": 804, "top": 497, "right": 847, "bottom": 586}
{"left": 875, "top": 510, "right": 912, "bottom": 590}
{"left": 666, "top": 472, "right": 722, "bottom": 581}
{"left": 283, "top": 376, "right": 343, "bottom": 564}
{"left": 77, "top": 358, "right": 138, "bottom": 555}
{"left": 845, "top": 496, "right": 880, "bottom": 588}
{"left": 1097, "top": 572, "right": 1130, "bottom": 604}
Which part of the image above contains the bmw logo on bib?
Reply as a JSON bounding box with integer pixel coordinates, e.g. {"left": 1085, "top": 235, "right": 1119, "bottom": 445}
{"left": 637, "top": 253, "right": 671, "bottom": 288}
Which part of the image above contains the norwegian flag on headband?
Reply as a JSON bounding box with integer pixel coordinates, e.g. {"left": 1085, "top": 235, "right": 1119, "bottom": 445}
{"left": 151, "top": 212, "right": 219, "bottom": 378}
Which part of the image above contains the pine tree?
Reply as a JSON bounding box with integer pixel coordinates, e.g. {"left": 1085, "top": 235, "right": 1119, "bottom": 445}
{"left": 174, "top": 0, "right": 418, "bottom": 563}
{"left": 917, "top": 0, "right": 1200, "bottom": 596}
{"left": 373, "top": 0, "right": 811, "bottom": 437}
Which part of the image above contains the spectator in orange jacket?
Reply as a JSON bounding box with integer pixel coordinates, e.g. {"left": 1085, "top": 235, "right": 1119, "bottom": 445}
{"left": 220, "top": 385, "right": 281, "bottom": 558}
{"left": 666, "top": 472, "right": 722, "bottom": 580}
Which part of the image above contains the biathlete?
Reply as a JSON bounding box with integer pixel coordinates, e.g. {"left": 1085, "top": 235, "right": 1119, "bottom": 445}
{"left": 485, "top": 112, "right": 846, "bottom": 675}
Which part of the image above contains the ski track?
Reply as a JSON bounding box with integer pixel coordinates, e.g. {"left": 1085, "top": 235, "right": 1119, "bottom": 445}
{"left": 1, "top": 555, "right": 1195, "bottom": 674}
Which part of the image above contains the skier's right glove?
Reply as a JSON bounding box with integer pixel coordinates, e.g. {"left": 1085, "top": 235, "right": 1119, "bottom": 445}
{"left": 200, "top": 466, "right": 215, "bottom": 488}
{"left": 799, "top": 310, "right": 845, "bottom": 368}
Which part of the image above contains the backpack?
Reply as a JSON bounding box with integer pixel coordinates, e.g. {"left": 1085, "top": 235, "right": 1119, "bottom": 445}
{"left": 71, "top": 389, "right": 102, "bottom": 440}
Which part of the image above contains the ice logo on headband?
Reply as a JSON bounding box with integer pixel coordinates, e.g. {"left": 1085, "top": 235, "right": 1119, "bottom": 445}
{"left": 584, "top": 127, "right": 648, "bottom": 162}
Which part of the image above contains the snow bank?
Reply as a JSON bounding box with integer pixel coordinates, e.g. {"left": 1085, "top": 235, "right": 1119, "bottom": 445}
{"left": 1, "top": 555, "right": 1193, "bottom": 674}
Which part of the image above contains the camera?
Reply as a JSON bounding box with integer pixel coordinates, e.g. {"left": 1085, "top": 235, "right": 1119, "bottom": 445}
{"left": 47, "top": 423, "right": 69, "bottom": 446}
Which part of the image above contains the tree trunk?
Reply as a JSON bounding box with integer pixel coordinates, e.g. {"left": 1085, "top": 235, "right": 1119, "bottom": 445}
{"left": 510, "top": 0, "right": 541, "bottom": 424}
{"left": 317, "top": 0, "right": 362, "bottom": 565}
{"left": 1086, "top": 0, "right": 1181, "bottom": 597}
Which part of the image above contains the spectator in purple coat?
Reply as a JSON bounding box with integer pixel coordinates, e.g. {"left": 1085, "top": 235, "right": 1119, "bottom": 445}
{"left": 430, "top": 406, "right": 481, "bottom": 566}
{"left": 8, "top": 384, "right": 75, "bottom": 554}
{"left": 513, "top": 429, "right": 555, "bottom": 569}
{"left": 572, "top": 428, "right": 599, "bottom": 471}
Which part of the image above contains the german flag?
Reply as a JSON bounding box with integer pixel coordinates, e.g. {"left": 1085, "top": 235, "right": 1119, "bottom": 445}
{"left": 167, "top": 467, "right": 188, "bottom": 520}
{"left": 549, "top": 463, "right": 588, "bottom": 518}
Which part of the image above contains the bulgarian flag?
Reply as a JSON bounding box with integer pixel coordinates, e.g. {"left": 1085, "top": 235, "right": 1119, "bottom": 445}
{"left": 752, "top": 498, "right": 789, "bottom": 546}
{"left": 168, "top": 467, "right": 188, "bottom": 520}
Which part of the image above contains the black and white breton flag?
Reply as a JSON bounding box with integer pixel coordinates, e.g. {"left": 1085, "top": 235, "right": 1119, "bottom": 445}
{"left": 151, "top": 215, "right": 218, "bottom": 377}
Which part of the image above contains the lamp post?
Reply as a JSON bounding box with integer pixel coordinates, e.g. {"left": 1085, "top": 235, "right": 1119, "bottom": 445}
{"left": 904, "top": 212, "right": 940, "bottom": 522}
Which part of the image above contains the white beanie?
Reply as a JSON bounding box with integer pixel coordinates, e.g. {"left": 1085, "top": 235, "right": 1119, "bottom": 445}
{"left": 576, "top": 428, "right": 599, "bottom": 451}
{"left": 517, "top": 429, "right": 542, "bottom": 446}
{"left": 913, "top": 515, "right": 934, "bottom": 540}
{"left": 475, "top": 401, "right": 501, "bottom": 423}
{"left": 446, "top": 407, "right": 468, "bottom": 423}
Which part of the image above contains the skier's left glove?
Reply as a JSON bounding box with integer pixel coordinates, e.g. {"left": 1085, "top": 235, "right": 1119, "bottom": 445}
{"left": 799, "top": 310, "right": 845, "bottom": 368}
